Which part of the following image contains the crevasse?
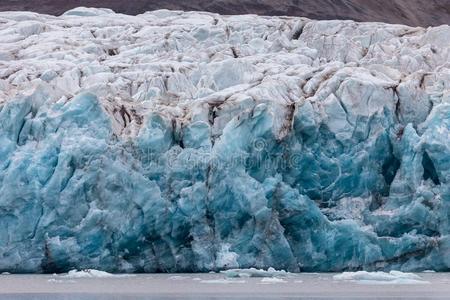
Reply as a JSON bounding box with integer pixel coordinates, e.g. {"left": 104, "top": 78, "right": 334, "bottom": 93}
{"left": 0, "top": 7, "right": 449, "bottom": 273}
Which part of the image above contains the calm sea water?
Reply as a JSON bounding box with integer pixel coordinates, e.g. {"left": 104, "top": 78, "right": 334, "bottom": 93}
{"left": 0, "top": 273, "right": 449, "bottom": 299}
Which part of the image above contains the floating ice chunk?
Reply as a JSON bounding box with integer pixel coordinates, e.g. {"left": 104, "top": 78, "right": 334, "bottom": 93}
{"left": 200, "top": 279, "right": 246, "bottom": 284}
{"left": 63, "top": 269, "right": 132, "bottom": 278}
{"left": 221, "top": 267, "right": 289, "bottom": 278}
{"left": 333, "top": 271, "right": 429, "bottom": 285}
{"left": 48, "top": 278, "right": 75, "bottom": 283}
{"left": 259, "top": 277, "right": 287, "bottom": 284}
{"left": 168, "top": 275, "right": 190, "bottom": 280}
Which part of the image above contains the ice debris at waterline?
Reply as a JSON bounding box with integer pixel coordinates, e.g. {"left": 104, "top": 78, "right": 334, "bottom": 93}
{"left": 333, "top": 271, "right": 430, "bottom": 285}
{"left": 0, "top": 7, "right": 449, "bottom": 273}
{"left": 62, "top": 269, "right": 121, "bottom": 278}
{"left": 200, "top": 278, "right": 247, "bottom": 284}
{"left": 259, "top": 277, "right": 287, "bottom": 284}
{"left": 222, "top": 268, "right": 289, "bottom": 278}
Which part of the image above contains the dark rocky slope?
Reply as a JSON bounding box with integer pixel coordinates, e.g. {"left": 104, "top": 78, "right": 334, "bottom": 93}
{"left": 0, "top": 0, "right": 449, "bottom": 27}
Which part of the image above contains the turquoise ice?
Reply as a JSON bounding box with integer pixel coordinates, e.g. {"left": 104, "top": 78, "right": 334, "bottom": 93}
{"left": 0, "top": 8, "right": 449, "bottom": 273}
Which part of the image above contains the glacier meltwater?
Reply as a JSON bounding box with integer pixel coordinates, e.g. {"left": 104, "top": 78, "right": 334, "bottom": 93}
{"left": 0, "top": 7, "right": 449, "bottom": 273}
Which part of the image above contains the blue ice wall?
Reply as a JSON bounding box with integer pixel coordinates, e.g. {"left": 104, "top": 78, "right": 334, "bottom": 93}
{"left": 0, "top": 89, "right": 448, "bottom": 273}
{"left": 0, "top": 8, "right": 449, "bottom": 273}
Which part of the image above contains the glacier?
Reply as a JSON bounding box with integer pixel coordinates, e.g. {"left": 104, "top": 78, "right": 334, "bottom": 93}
{"left": 0, "top": 7, "right": 449, "bottom": 273}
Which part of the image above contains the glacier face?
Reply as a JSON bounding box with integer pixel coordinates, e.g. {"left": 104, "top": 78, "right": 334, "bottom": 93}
{"left": 0, "top": 7, "right": 449, "bottom": 273}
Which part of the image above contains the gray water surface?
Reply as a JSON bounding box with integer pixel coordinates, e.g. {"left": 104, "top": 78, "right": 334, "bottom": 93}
{"left": 0, "top": 273, "right": 449, "bottom": 299}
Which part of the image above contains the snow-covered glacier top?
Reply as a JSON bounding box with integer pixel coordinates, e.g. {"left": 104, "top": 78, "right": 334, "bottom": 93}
{"left": 0, "top": 7, "right": 449, "bottom": 273}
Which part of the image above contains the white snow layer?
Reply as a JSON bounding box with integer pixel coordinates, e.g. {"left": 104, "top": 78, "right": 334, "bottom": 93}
{"left": 0, "top": 6, "right": 448, "bottom": 141}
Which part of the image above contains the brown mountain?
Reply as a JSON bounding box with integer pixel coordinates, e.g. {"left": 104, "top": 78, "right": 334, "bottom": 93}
{"left": 0, "top": 0, "right": 449, "bottom": 27}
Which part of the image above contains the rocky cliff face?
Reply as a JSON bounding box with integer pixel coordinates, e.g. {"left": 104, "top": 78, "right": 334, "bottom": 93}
{"left": 0, "top": 0, "right": 449, "bottom": 27}
{"left": 0, "top": 7, "right": 449, "bottom": 273}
